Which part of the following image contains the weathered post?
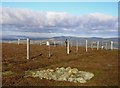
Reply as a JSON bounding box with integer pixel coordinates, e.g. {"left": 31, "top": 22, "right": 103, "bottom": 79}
{"left": 46, "top": 41, "right": 51, "bottom": 57}
{"left": 49, "top": 45, "right": 51, "bottom": 57}
{"left": 67, "top": 40, "right": 70, "bottom": 54}
{"left": 101, "top": 46, "right": 104, "bottom": 49}
{"left": 111, "top": 41, "right": 113, "bottom": 50}
{"left": 97, "top": 41, "right": 99, "bottom": 50}
{"left": 27, "top": 38, "right": 30, "bottom": 59}
{"left": 76, "top": 40, "right": 78, "bottom": 53}
{"left": 86, "top": 40, "right": 88, "bottom": 52}
{"left": 18, "top": 39, "right": 20, "bottom": 45}
{"left": 54, "top": 41, "right": 56, "bottom": 47}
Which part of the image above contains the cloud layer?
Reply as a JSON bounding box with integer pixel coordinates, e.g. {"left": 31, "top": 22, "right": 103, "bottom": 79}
{"left": 1, "top": 7, "right": 118, "bottom": 38}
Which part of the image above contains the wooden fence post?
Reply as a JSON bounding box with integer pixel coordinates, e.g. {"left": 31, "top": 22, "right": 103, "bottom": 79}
{"left": 111, "top": 41, "right": 113, "bottom": 50}
{"left": 97, "top": 41, "right": 99, "bottom": 50}
{"left": 101, "top": 46, "right": 104, "bottom": 49}
{"left": 46, "top": 41, "right": 51, "bottom": 57}
{"left": 86, "top": 40, "right": 88, "bottom": 52}
{"left": 27, "top": 38, "right": 30, "bottom": 59}
{"left": 54, "top": 41, "right": 56, "bottom": 47}
{"left": 67, "top": 40, "right": 70, "bottom": 54}
{"left": 18, "top": 39, "right": 20, "bottom": 45}
{"left": 49, "top": 44, "right": 51, "bottom": 57}
{"left": 76, "top": 40, "right": 78, "bottom": 53}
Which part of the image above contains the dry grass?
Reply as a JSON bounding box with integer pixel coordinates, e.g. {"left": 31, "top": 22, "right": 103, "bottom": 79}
{"left": 2, "top": 43, "right": 118, "bottom": 86}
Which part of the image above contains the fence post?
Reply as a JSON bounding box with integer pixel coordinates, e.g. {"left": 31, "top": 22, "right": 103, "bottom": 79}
{"left": 27, "top": 38, "right": 30, "bottom": 59}
{"left": 105, "top": 43, "right": 107, "bottom": 50}
{"left": 54, "top": 41, "right": 56, "bottom": 47}
{"left": 101, "top": 46, "right": 104, "bottom": 49}
{"left": 18, "top": 39, "right": 20, "bottom": 45}
{"left": 49, "top": 44, "right": 51, "bottom": 57}
{"left": 67, "top": 40, "right": 70, "bottom": 54}
{"left": 76, "top": 40, "right": 78, "bottom": 53}
{"left": 97, "top": 41, "right": 99, "bottom": 50}
{"left": 46, "top": 41, "right": 51, "bottom": 57}
{"left": 86, "top": 40, "right": 88, "bottom": 52}
{"left": 111, "top": 41, "right": 113, "bottom": 50}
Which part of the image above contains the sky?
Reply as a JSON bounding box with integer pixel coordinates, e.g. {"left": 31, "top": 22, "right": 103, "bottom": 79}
{"left": 1, "top": 2, "right": 118, "bottom": 38}
{"left": 2, "top": 2, "right": 118, "bottom": 16}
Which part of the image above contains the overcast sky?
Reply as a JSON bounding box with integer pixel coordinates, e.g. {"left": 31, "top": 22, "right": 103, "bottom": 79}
{"left": 1, "top": 2, "right": 118, "bottom": 38}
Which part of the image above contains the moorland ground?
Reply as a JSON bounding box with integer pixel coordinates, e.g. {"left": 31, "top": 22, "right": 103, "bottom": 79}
{"left": 2, "top": 43, "right": 118, "bottom": 86}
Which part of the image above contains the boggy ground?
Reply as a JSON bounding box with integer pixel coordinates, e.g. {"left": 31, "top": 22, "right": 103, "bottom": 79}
{"left": 2, "top": 43, "right": 118, "bottom": 86}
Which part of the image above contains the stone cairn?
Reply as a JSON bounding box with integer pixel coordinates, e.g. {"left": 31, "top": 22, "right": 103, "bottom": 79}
{"left": 31, "top": 67, "right": 94, "bottom": 83}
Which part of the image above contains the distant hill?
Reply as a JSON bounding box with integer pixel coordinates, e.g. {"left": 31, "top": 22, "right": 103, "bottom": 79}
{"left": 1, "top": 35, "right": 118, "bottom": 49}
{"left": 2, "top": 35, "right": 118, "bottom": 43}
{"left": 52, "top": 36, "right": 118, "bottom": 42}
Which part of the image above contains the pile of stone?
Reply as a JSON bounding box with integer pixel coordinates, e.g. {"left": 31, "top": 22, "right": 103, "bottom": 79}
{"left": 31, "top": 67, "right": 94, "bottom": 83}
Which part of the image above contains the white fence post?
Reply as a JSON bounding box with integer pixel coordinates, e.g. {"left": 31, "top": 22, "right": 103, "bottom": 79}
{"left": 67, "top": 40, "right": 70, "bottom": 54}
{"left": 46, "top": 41, "right": 51, "bottom": 57}
{"left": 101, "top": 46, "right": 104, "bottom": 49}
{"left": 111, "top": 41, "right": 113, "bottom": 50}
{"left": 97, "top": 41, "right": 99, "bottom": 50}
{"left": 86, "top": 40, "right": 88, "bottom": 52}
{"left": 18, "top": 39, "right": 20, "bottom": 45}
{"left": 49, "top": 44, "right": 51, "bottom": 57}
{"left": 54, "top": 41, "right": 56, "bottom": 47}
{"left": 27, "top": 38, "right": 30, "bottom": 59}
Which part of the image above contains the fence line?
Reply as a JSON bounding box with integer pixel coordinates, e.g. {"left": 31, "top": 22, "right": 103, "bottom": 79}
{"left": 15, "top": 38, "right": 116, "bottom": 60}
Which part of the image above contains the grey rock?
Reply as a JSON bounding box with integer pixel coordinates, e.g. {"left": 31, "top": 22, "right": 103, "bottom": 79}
{"left": 30, "top": 67, "right": 94, "bottom": 83}
{"left": 71, "top": 68, "right": 79, "bottom": 74}
{"left": 76, "top": 78, "right": 87, "bottom": 83}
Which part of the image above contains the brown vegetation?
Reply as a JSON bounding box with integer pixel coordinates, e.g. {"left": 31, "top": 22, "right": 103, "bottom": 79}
{"left": 2, "top": 43, "right": 118, "bottom": 86}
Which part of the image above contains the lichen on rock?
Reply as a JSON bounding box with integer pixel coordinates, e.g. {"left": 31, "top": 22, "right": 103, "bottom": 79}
{"left": 28, "top": 67, "right": 94, "bottom": 83}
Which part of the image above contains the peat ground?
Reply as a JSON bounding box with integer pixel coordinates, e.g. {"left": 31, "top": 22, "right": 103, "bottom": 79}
{"left": 2, "top": 43, "right": 118, "bottom": 86}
